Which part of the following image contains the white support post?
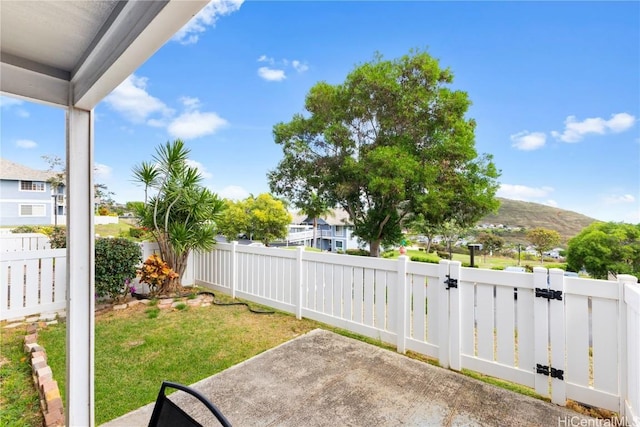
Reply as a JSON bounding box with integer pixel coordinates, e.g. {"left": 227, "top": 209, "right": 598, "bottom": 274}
{"left": 438, "top": 260, "right": 451, "bottom": 368}
{"left": 230, "top": 241, "right": 238, "bottom": 298}
{"left": 295, "top": 246, "right": 304, "bottom": 319}
{"left": 533, "top": 266, "right": 549, "bottom": 398}
{"left": 548, "top": 268, "right": 566, "bottom": 406}
{"left": 618, "top": 274, "right": 639, "bottom": 422}
{"left": 448, "top": 261, "right": 462, "bottom": 371}
{"left": 65, "top": 106, "right": 95, "bottom": 427}
{"left": 396, "top": 255, "right": 409, "bottom": 354}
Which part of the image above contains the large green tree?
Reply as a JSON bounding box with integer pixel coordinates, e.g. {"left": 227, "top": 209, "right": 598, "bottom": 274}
{"left": 132, "top": 140, "right": 225, "bottom": 293}
{"left": 567, "top": 222, "right": 640, "bottom": 279}
{"left": 217, "top": 193, "right": 292, "bottom": 246}
{"left": 476, "top": 232, "right": 505, "bottom": 261}
{"left": 268, "top": 50, "right": 500, "bottom": 256}
{"left": 526, "top": 227, "right": 561, "bottom": 264}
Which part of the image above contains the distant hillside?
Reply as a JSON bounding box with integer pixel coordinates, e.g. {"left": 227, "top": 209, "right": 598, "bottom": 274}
{"left": 479, "top": 198, "right": 598, "bottom": 242}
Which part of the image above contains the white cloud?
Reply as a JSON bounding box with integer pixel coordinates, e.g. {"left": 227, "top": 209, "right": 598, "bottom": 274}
{"left": 258, "top": 67, "right": 286, "bottom": 82}
{"left": 0, "top": 96, "right": 29, "bottom": 117}
{"left": 497, "top": 184, "right": 554, "bottom": 200}
{"left": 172, "top": 0, "right": 244, "bottom": 45}
{"left": 94, "top": 163, "right": 112, "bottom": 178}
{"left": 105, "top": 75, "right": 228, "bottom": 139}
{"left": 543, "top": 199, "right": 558, "bottom": 208}
{"left": 168, "top": 111, "right": 228, "bottom": 139}
{"left": 291, "top": 60, "right": 309, "bottom": 73}
{"left": 510, "top": 131, "right": 546, "bottom": 151}
{"left": 185, "top": 159, "right": 213, "bottom": 179}
{"left": 604, "top": 194, "right": 636, "bottom": 204}
{"left": 256, "top": 56, "right": 309, "bottom": 80}
{"left": 180, "top": 96, "right": 202, "bottom": 111}
{"left": 0, "top": 96, "right": 22, "bottom": 108}
{"left": 15, "top": 139, "right": 37, "bottom": 149}
{"left": 551, "top": 112, "right": 636, "bottom": 143}
{"left": 217, "top": 185, "right": 249, "bottom": 200}
{"left": 104, "top": 75, "right": 173, "bottom": 123}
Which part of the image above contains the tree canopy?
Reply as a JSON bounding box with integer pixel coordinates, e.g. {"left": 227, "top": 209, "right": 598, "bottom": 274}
{"left": 217, "top": 193, "right": 292, "bottom": 246}
{"left": 132, "top": 140, "right": 225, "bottom": 293}
{"left": 268, "top": 50, "right": 500, "bottom": 256}
{"left": 526, "top": 227, "right": 561, "bottom": 263}
{"left": 567, "top": 222, "right": 640, "bottom": 279}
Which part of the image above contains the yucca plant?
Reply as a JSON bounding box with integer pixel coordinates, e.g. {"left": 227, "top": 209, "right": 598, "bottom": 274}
{"left": 132, "top": 140, "right": 225, "bottom": 294}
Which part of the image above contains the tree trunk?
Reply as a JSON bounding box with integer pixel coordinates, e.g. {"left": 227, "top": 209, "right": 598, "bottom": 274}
{"left": 370, "top": 240, "right": 381, "bottom": 257}
{"left": 312, "top": 218, "right": 317, "bottom": 248}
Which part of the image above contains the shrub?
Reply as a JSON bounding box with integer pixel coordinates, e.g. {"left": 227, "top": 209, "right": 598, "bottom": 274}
{"left": 345, "top": 249, "right": 370, "bottom": 257}
{"left": 48, "top": 226, "right": 67, "bottom": 248}
{"left": 410, "top": 255, "right": 439, "bottom": 264}
{"left": 545, "top": 263, "right": 567, "bottom": 270}
{"left": 95, "top": 238, "right": 141, "bottom": 300}
{"left": 436, "top": 251, "right": 450, "bottom": 260}
{"left": 11, "top": 225, "right": 39, "bottom": 233}
{"left": 381, "top": 251, "right": 396, "bottom": 258}
{"left": 137, "top": 254, "right": 179, "bottom": 295}
{"left": 492, "top": 266, "right": 505, "bottom": 270}
{"left": 128, "top": 227, "right": 145, "bottom": 239}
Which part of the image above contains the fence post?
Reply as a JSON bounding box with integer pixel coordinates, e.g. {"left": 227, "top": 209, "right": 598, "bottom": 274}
{"left": 618, "top": 274, "right": 639, "bottom": 422}
{"left": 533, "top": 266, "right": 549, "bottom": 398}
{"left": 548, "top": 268, "right": 566, "bottom": 406}
{"left": 448, "top": 261, "right": 462, "bottom": 371}
{"left": 231, "top": 241, "right": 238, "bottom": 299}
{"left": 295, "top": 246, "right": 304, "bottom": 320}
{"left": 438, "top": 260, "right": 451, "bottom": 369}
{"left": 396, "top": 255, "right": 409, "bottom": 354}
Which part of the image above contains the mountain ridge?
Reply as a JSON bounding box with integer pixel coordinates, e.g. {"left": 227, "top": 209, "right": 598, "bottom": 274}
{"left": 479, "top": 198, "right": 598, "bottom": 242}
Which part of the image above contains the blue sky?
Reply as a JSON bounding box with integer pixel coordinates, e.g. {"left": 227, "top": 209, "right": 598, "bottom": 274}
{"left": 1, "top": 1, "right": 638, "bottom": 223}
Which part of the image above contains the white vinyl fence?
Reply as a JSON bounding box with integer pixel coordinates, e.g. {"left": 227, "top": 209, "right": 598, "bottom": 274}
{"left": 0, "top": 233, "right": 50, "bottom": 252}
{"left": 0, "top": 248, "right": 66, "bottom": 320}
{"left": 195, "top": 242, "right": 640, "bottom": 425}
{"left": 0, "top": 241, "right": 195, "bottom": 320}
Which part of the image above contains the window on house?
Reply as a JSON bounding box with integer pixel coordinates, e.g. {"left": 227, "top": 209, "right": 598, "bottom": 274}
{"left": 335, "top": 226, "right": 345, "bottom": 236}
{"left": 20, "top": 204, "right": 46, "bottom": 217}
{"left": 20, "top": 181, "right": 45, "bottom": 192}
{"left": 335, "top": 240, "right": 344, "bottom": 250}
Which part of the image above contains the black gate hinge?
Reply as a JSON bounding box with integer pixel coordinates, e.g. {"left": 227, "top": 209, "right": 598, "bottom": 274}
{"left": 536, "top": 364, "right": 564, "bottom": 380}
{"left": 444, "top": 275, "right": 458, "bottom": 290}
{"left": 535, "top": 288, "right": 563, "bottom": 301}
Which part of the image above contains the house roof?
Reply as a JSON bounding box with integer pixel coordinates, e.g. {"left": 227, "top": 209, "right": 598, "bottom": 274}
{"left": 0, "top": 158, "right": 54, "bottom": 181}
{"left": 291, "top": 208, "right": 353, "bottom": 226}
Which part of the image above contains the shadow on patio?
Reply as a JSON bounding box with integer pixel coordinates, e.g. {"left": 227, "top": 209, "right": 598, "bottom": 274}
{"left": 103, "top": 329, "right": 595, "bottom": 427}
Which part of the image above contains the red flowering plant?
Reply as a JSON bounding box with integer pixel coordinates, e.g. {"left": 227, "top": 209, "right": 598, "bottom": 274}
{"left": 137, "top": 254, "right": 179, "bottom": 296}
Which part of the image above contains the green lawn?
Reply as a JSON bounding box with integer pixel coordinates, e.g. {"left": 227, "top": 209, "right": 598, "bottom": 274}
{"left": 37, "top": 300, "right": 322, "bottom": 425}
{"left": 384, "top": 248, "right": 563, "bottom": 270}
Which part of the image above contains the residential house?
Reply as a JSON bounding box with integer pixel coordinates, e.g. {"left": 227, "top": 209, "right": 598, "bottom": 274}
{"left": 290, "top": 208, "right": 365, "bottom": 252}
{"left": 0, "top": 158, "right": 65, "bottom": 227}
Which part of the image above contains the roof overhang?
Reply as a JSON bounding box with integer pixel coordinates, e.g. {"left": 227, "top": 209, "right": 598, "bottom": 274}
{"left": 0, "top": 0, "right": 208, "bottom": 109}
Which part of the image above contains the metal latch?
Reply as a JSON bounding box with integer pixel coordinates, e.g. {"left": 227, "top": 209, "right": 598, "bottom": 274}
{"left": 444, "top": 275, "right": 458, "bottom": 290}
{"left": 535, "top": 288, "right": 563, "bottom": 301}
{"left": 536, "top": 364, "right": 564, "bottom": 380}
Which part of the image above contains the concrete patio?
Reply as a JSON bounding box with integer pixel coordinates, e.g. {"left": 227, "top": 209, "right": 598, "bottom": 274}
{"left": 103, "top": 329, "right": 598, "bottom": 427}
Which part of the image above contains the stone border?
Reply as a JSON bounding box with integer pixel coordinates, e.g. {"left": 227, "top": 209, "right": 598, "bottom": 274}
{"left": 24, "top": 323, "right": 65, "bottom": 427}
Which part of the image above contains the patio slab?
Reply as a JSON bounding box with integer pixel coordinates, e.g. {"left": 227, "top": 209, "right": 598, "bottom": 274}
{"left": 102, "top": 329, "right": 597, "bottom": 426}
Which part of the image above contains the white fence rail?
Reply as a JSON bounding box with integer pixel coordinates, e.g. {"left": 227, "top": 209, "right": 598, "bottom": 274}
{"left": 0, "top": 249, "right": 67, "bottom": 320}
{"left": 195, "top": 242, "right": 640, "bottom": 425}
{"left": 0, "top": 233, "right": 50, "bottom": 252}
